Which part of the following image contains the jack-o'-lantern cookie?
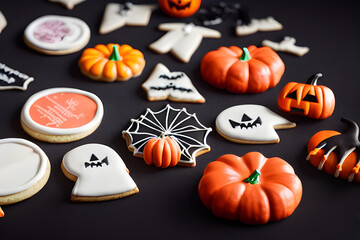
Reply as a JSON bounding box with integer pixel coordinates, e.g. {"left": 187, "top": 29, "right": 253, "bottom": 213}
{"left": 21, "top": 88, "right": 104, "bottom": 143}
{"left": 0, "top": 138, "right": 51, "bottom": 217}
{"left": 216, "top": 104, "right": 295, "bottom": 144}
{"left": 61, "top": 143, "right": 139, "bottom": 202}
{"left": 24, "top": 15, "right": 90, "bottom": 55}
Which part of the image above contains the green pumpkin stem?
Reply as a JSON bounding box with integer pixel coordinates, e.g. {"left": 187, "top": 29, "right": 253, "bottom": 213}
{"left": 244, "top": 169, "right": 261, "bottom": 184}
{"left": 239, "top": 47, "right": 251, "bottom": 61}
{"left": 109, "top": 45, "right": 121, "bottom": 61}
{"left": 306, "top": 73, "right": 323, "bottom": 86}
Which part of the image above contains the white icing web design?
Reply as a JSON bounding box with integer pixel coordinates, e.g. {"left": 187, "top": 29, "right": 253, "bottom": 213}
{"left": 122, "top": 104, "right": 212, "bottom": 166}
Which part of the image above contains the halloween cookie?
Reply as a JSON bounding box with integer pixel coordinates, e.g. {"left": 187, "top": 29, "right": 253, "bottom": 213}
{"left": 216, "top": 104, "right": 295, "bottom": 144}
{"left": 198, "top": 152, "right": 302, "bottom": 224}
{"left": 307, "top": 118, "right": 360, "bottom": 182}
{"left": 201, "top": 45, "right": 285, "bottom": 93}
{"left": 0, "top": 138, "right": 51, "bottom": 216}
{"left": 262, "top": 36, "right": 310, "bottom": 57}
{"left": 142, "top": 63, "right": 205, "bottom": 103}
{"left": 24, "top": 15, "right": 90, "bottom": 55}
{"left": 62, "top": 143, "right": 139, "bottom": 202}
{"left": 0, "top": 11, "right": 6, "bottom": 33}
{"left": 122, "top": 104, "right": 212, "bottom": 167}
{"left": 158, "top": 0, "right": 201, "bottom": 18}
{"left": 0, "top": 62, "right": 34, "bottom": 90}
{"left": 48, "top": 0, "right": 85, "bottom": 9}
{"left": 278, "top": 73, "right": 335, "bottom": 119}
{"left": 99, "top": 3, "right": 157, "bottom": 34}
{"left": 236, "top": 16, "right": 282, "bottom": 36}
{"left": 21, "top": 88, "right": 104, "bottom": 143}
{"left": 198, "top": 2, "right": 241, "bottom": 26}
{"left": 78, "top": 43, "right": 145, "bottom": 82}
{"left": 149, "top": 23, "right": 221, "bottom": 63}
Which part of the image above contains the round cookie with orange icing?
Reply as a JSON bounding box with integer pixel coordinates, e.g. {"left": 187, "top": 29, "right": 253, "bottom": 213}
{"left": 78, "top": 43, "right": 145, "bottom": 82}
{"left": 21, "top": 88, "right": 104, "bottom": 143}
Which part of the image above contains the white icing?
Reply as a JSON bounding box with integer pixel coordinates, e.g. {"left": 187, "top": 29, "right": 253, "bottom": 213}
{"left": 262, "top": 36, "right": 310, "bottom": 56}
{"left": 62, "top": 143, "right": 137, "bottom": 197}
{"left": 0, "top": 138, "right": 48, "bottom": 196}
{"left": 24, "top": 15, "right": 90, "bottom": 51}
{"left": 142, "top": 63, "right": 205, "bottom": 103}
{"left": 0, "top": 11, "right": 6, "bottom": 33}
{"left": 216, "top": 104, "right": 295, "bottom": 143}
{"left": 21, "top": 87, "right": 104, "bottom": 136}
{"left": 99, "top": 3, "right": 157, "bottom": 34}
{"left": 48, "top": 0, "right": 86, "bottom": 10}
{"left": 149, "top": 23, "right": 221, "bottom": 63}
{"left": 122, "top": 104, "right": 212, "bottom": 166}
{"left": 0, "top": 62, "right": 34, "bottom": 91}
{"left": 236, "top": 17, "right": 282, "bottom": 36}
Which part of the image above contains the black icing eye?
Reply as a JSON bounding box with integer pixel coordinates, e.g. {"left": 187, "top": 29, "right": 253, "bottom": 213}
{"left": 286, "top": 91, "right": 297, "bottom": 100}
{"left": 302, "top": 93, "right": 318, "bottom": 103}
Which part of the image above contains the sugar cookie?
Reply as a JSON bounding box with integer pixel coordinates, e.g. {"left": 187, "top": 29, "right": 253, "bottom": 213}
{"left": 0, "top": 62, "right": 34, "bottom": 90}
{"left": 0, "top": 138, "right": 51, "bottom": 216}
{"left": 48, "top": 0, "right": 86, "bottom": 10}
{"left": 216, "top": 104, "right": 295, "bottom": 144}
{"left": 142, "top": 63, "right": 205, "bottom": 103}
{"left": 0, "top": 11, "right": 6, "bottom": 33}
{"left": 236, "top": 16, "right": 282, "bottom": 36}
{"left": 262, "top": 36, "right": 310, "bottom": 56}
{"left": 24, "top": 15, "right": 90, "bottom": 55}
{"left": 149, "top": 23, "right": 221, "bottom": 63}
{"left": 122, "top": 104, "right": 212, "bottom": 167}
{"left": 99, "top": 2, "right": 157, "bottom": 34}
{"left": 21, "top": 88, "right": 104, "bottom": 143}
{"left": 62, "top": 143, "right": 139, "bottom": 202}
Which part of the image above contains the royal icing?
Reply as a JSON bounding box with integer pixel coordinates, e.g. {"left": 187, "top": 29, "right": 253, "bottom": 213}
{"left": 21, "top": 88, "right": 103, "bottom": 136}
{"left": 122, "top": 104, "right": 212, "bottom": 167}
{"left": 149, "top": 23, "right": 221, "bottom": 63}
{"left": 48, "top": 0, "right": 86, "bottom": 10}
{"left": 0, "top": 11, "right": 6, "bottom": 33}
{"left": 262, "top": 36, "right": 310, "bottom": 56}
{"left": 0, "top": 62, "right": 34, "bottom": 90}
{"left": 99, "top": 2, "right": 157, "bottom": 34}
{"left": 236, "top": 16, "right": 282, "bottom": 36}
{"left": 0, "top": 138, "right": 48, "bottom": 196}
{"left": 62, "top": 143, "right": 138, "bottom": 197}
{"left": 142, "top": 63, "right": 205, "bottom": 103}
{"left": 24, "top": 15, "right": 90, "bottom": 52}
{"left": 216, "top": 104, "right": 295, "bottom": 144}
{"left": 198, "top": 2, "right": 241, "bottom": 26}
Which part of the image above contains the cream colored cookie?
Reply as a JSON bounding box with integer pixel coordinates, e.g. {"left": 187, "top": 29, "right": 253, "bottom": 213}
{"left": 0, "top": 11, "right": 6, "bottom": 33}
{"left": 262, "top": 36, "right": 310, "bottom": 56}
{"left": 48, "top": 0, "right": 86, "bottom": 10}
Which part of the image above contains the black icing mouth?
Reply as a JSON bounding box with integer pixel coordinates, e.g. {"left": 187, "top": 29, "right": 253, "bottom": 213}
{"left": 168, "top": 0, "right": 191, "bottom": 10}
{"left": 290, "top": 107, "right": 304, "bottom": 113}
{"left": 84, "top": 155, "right": 109, "bottom": 168}
{"left": 229, "top": 116, "right": 262, "bottom": 129}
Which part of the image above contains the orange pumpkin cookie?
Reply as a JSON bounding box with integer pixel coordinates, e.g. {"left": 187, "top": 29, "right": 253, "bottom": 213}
{"left": 198, "top": 152, "right": 302, "bottom": 224}
{"left": 278, "top": 73, "right": 335, "bottom": 119}
{"left": 201, "top": 45, "right": 285, "bottom": 94}
{"left": 158, "top": 0, "right": 201, "bottom": 18}
{"left": 307, "top": 118, "right": 360, "bottom": 182}
{"left": 78, "top": 43, "right": 145, "bottom": 82}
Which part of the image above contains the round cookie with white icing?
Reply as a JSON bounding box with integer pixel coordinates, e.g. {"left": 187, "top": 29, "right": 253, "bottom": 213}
{"left": 24, "top": 15, "right": 90, "bottom": 55}
{"left": 21, "top": 88, "right": 104, "bottom": 143}
{"left": 61, "top": 143, "right": 139, "bottom": 202}
{"left": 216, "top": 104, "right": 296, "bottom": 144}
{"left": 0, "top": 138, "right": 51, "bottom": 216}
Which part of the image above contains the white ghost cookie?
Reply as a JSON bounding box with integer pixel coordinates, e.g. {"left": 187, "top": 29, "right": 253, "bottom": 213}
{"left": 216, "top": 104, "right": 296, "bottom": 144}
{"left": 99, "top": 2, "right": 157, "bottom": 34}
{"left": 61, "top": 143, "right": 139, "bottom": 202}
{"left": 0, "top": 11, "right": 6, "bottom": 33}
{"left": 236, "top": 17, "right": 282, "bottom": 36}
{"left": 48, "top": 0, "right": 86, "bottom": 10}
{"left": 142, "top": 63, "right": 205, "bottom": 103}
{"left": 262, "top": 36, "right": 310, "bottom": 57}
{"left": 149, "top": 23, "right": 221, "bottom": 63}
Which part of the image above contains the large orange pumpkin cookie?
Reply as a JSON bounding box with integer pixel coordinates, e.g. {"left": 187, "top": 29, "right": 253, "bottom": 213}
{"left": 78, "top": 43, "right": 145, "bottom": 82}
{"left": 198, "top": 152, "right": 302, "bottom": 224}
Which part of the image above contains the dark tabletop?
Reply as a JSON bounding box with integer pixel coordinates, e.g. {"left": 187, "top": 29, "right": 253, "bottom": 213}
{"left": 1, "top": 0, "right": 360, "bottom": 239}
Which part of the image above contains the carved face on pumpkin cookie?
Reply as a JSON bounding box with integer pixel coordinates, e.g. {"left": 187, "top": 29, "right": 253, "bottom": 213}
{"left": 158, "top": 0, "right": 201, "bottom": 18}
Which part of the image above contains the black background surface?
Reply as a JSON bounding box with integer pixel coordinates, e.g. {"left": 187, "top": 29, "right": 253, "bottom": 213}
{"left": 1, "top": 0, "right": 360, "bottom": 239}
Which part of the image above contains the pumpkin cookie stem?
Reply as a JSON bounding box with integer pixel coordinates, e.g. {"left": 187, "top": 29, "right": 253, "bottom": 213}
{"left": 239, "top": 47, "right": 251, "bottom": 61}
{"left": 244, "top": 169, "right": 261, "bottom": 184}
{"left": 0, "top": 207, "right": 4, "bottom": 217}
{"left": 109, "top": 45, "right": 122, "bottom": 61}
{"left": 306, "top": 73, "right": 323, "bottom": 85}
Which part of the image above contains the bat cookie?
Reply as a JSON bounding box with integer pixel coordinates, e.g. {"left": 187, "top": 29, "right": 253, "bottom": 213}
{"left": 0, "top": 62, "right": 34, "bottom": 90}
{"left": 262, "top": 36, "right": 310, "bottom": 57}
{"left": 62, "top": 143, "right": 139, "bottom": 202}
{"left": 142, "top": 63, "right": 205, "bottom": 103}
{"left": 216, "top": 104, "right": 296, "bottom": 144}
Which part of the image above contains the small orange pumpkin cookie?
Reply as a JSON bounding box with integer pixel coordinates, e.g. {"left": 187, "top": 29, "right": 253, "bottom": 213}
{"left": 78, "top": 43, "right": 145, "bottom": 82}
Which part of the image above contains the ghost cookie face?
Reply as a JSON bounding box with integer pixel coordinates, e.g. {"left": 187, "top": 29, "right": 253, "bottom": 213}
{"left": 21, "top": 88, "right": 104, "bottom": 143}
{"left": 216, "top": 105, "right": 296, "bottom": 144}
{"left": 0, "top": 138, "right": 51, "bottom": 216}
{"left": 61, "top": 143, "right": 139, "bottom": 202}
{"left": 24, "top": 15, "right": 90, "bottom": 55}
